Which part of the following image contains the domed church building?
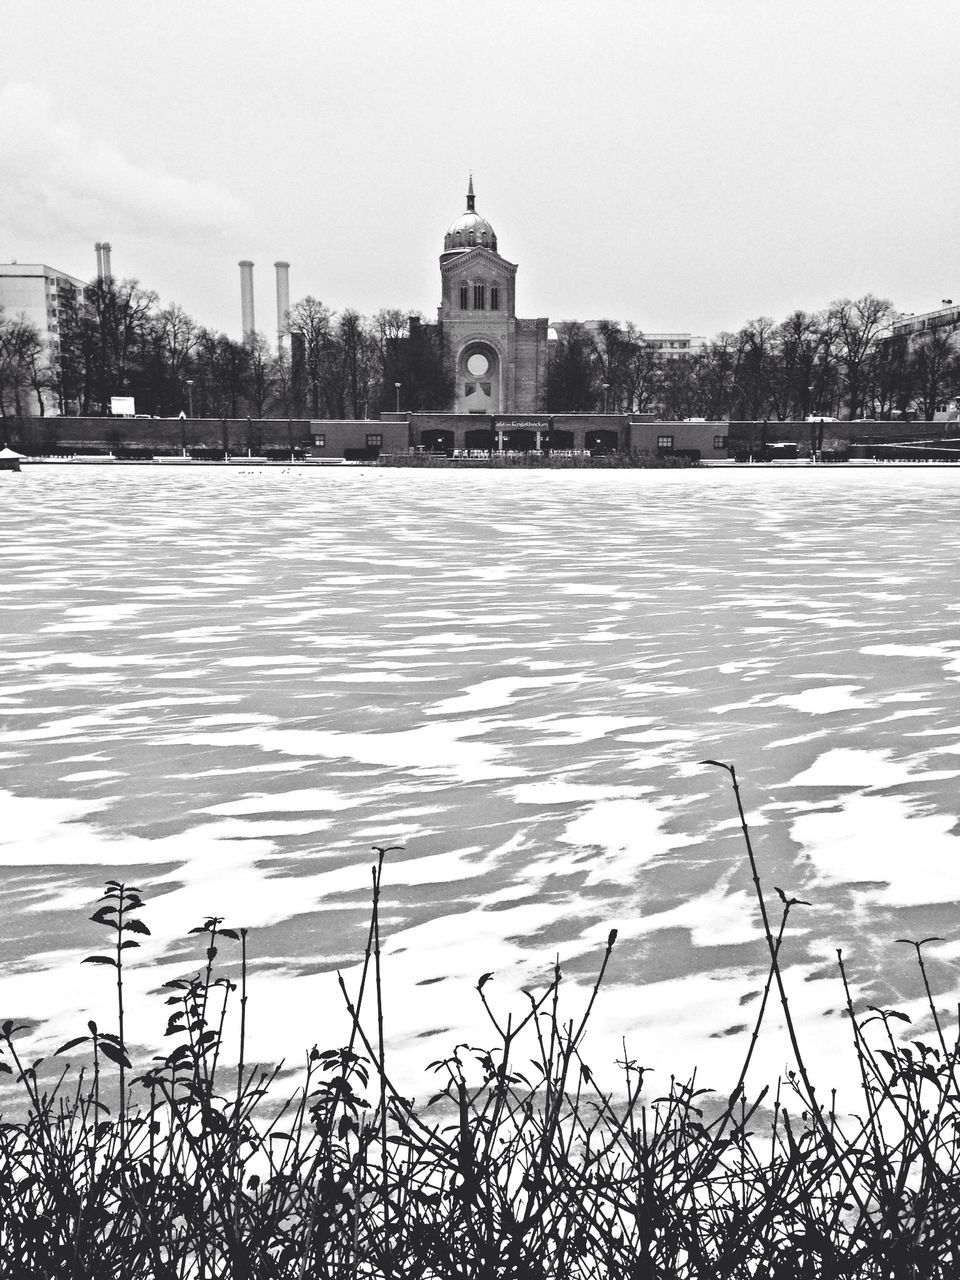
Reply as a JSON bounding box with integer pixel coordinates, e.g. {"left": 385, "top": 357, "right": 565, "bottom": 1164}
{"left": 438, "top": 177, "right": 550, "bottom": 415}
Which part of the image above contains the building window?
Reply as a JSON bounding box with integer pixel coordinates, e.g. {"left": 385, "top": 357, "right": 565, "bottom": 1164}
{"left": 490, "top": 285, "right": 500, "bottom": 310}
{"left": 464, "top": 382, "right": 476, "bottom": 396}
{"left": 467, "top": 230, "right": 475, "bottom": 245}
{"left": 657, "top": 435, "right": 674, "bottom": 450}
{"left": 481, "top": 232, "right": 488, "bottom": 247}
{"left": 366, "top": 434, "right": 383, "bottom": 448}
{"left": 313, "top": 434, "right": 325, "bottom": 448}
{"left": 455, "top": 232, "right": 462, "bottom": 246}
{"left": 713, "top": 435, "right": 727, "bottom": 449}
{"left": 459, "top": 282, "right": 469, "bottom": 309}
{"left": 473, "top": 282, "right": 485, "bottom": 310}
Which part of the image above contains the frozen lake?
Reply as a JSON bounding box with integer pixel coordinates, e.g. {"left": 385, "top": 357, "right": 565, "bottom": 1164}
{"left": 2, "top": 463, "right": 960, "bottom": 1100}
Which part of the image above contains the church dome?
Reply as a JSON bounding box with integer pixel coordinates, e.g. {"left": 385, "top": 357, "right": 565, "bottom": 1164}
{"left": 443, "top": 177, "right": 497, "bottom": 254}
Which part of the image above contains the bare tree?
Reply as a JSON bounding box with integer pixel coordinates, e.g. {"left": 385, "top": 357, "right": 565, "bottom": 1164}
{"left": 621, "top": 329, "right": 661, "bottom": 414}
{"left": 287, "top": 297, "right": 333, "bottom": 416}
{"left": 546, "top": 321, "right": 596, "bottom": 412}
{"left": 337, "top": 309, "right": 377, "bottom": 418}
{"left": 86, "top": 277, "right": 159, "bottom": 413}
{"left": 871, "top": 330, "right": 913, "bottom": 420}
{"left": 734, "top": 317, "right": 777, "bottom": 419}
{"left": 694, "top": 332, "right": 739, "bottom": 420}
{"left": 829, "top": 294, "right": 894, "bottom": 419}
{"left": 910, "top": 326, "right": 959, "bottom": 421}
{"left": 153, "top": 304, "right": 200, "bottom": 413}
{"left": 244, "top": 331, "right": 274, "bottom": 419}
{"left": 588, "top": 320, "right": 633, "bottom": 411}
{"left": 0, "top": 312, "right": 47, "bottom": 417}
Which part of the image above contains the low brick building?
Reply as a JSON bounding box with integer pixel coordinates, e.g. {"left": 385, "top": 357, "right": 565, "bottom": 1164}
{"left": 6, "top": 412, "right": 735, "bottom": 461}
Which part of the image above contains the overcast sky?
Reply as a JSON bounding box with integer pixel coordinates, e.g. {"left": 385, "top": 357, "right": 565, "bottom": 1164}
{"left": 4, "top": 0, "right": 958, "bottom": 341}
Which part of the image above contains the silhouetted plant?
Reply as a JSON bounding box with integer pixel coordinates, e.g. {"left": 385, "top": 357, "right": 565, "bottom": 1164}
{"left": 0, "top": 775, "right": 959, "bottom": 1275}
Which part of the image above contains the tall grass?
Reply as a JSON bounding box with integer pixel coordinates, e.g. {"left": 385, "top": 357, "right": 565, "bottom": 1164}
{"left": 0, "top": 767, "right": 958, "bottom": 1277}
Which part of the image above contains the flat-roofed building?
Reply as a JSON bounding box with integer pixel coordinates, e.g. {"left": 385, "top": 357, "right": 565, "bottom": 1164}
{"left": 0, "top": 263, "right": 87, "bottom": 347}
{"left": 890, "top": 301, "right": 960, "bottom": 421}
{"left": 891, "top": 301, "right": 960, "bottom": 340}
{"left": 0, "top": 263, "right": 88, "bottom": 416}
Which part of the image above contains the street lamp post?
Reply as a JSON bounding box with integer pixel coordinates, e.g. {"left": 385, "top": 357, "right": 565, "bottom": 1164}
{"left": 602, "top": 382, "right": 610, "bottom": 415}
{"left": 394, "top": 382, "right": 402, "bottom": 413}
{"left": 186, "top": 379, "right": 195, "bottom": 418}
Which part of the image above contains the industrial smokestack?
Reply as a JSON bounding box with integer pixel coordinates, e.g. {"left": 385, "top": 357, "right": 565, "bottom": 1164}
{"left": 95, "top": 242, "right": 104, "bottom": 281}
{"left": 101, "top": 243, "right": 112, "bottom": 280}
{"left": 274, "top": 261, "right": 290, "bottom": 349}
{"left": 239, "top": 260, "right": 255, "bottom": 338}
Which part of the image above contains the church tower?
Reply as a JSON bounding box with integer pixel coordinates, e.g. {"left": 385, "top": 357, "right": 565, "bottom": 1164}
{"left": 438, "top": 177, "right": 548, "bottom": 415}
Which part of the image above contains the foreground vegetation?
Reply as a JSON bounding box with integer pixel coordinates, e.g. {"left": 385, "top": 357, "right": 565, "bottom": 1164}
{"left": 1, "top": 764, "right": 958, "bottom": 1277}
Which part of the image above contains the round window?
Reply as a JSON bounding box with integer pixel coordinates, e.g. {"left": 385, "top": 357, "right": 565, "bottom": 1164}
{"left": 466, "top": 352, "right": 490, "bottom": 377}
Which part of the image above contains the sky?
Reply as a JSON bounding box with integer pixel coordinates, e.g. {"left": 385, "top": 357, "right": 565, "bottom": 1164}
{"left": 3, "top": 0, "right": 959, "bottom": 341}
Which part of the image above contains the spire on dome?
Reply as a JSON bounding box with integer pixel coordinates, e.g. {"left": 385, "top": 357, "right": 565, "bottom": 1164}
{"left": 442, "top": 178, "right": 498, "bottom": 256}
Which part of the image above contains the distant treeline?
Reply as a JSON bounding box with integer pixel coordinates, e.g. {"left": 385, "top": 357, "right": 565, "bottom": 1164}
{"left": 547, "top": 299, "right": 959, "bottom": 422}
{"left": 0, "top": 280, "right": 452, "bottom": 421}
{"left": 2, "top": 279, "right": 957, "bottom": 423}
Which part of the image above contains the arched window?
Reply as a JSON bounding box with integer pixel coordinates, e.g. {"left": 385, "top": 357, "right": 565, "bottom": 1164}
{"left": 459, "top": 282, "right": 469, "bottom": 310}
{"left": 474, "top": 282, "right": 485, "bottom": 310}
{"left": 490, "top": 285, "right": 500, "bottom": 311}
{"left": 455, "top": 232, "right": 462, "bottom": 246}
{"left": 481, "top": 232, "right": 488, "bottom": 247}
{"left": 467, "top": 230, "right": 475, "bottom": 245}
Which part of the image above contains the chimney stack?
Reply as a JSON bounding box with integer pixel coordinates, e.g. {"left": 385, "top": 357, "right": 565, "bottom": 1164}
{"left": 95, "top": 242, "right": 104, "bottom": 281}
{"left": 101, "top": 242, "right": 112, "bottom": 280}
{"left": 274, "top": 261, "right": 290, "bottom": 349}
{"left": 239, "top": 260, "right": 255, "bottom": 338}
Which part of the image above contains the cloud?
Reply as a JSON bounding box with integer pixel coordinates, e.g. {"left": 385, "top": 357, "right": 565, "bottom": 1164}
{"left": 0, "top": 82, "right": 251, "bottom": 247}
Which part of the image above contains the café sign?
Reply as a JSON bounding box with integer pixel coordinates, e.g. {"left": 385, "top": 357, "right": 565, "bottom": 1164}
{"left": 491, "top": 416, "right": 554, "bottom": 431}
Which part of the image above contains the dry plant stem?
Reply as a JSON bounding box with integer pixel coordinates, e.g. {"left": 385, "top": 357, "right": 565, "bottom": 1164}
{"left": 837, "top": 949, "right": 895, "bottom": 1200}
{"left": 705, "top": 763, "right": 818, "bottom": 1103}
{"left": 706, "top": 758, "right": 884, "bottom": 1246}
{"left": 233, "top": 926, "right": 248, "bottom": 1244}
{"left": 371, "top": 850, "right": 390, "bottom": 1268}
{"left": 681, "top": 903, "right": 792, "bottom": 1198}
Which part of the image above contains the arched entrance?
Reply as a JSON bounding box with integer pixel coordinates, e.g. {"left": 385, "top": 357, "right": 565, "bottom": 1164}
{"left": 586, "top": 429, "right": 619, "bottom": 455}
{"left": 456, "top": 342, "right": 501, "bottom": 415}
{"left": 421, "top": 429, "right": 455, "bottom": 455}
{"left": 503, "top": 428, "right": 537, "bottom": 452}
{"left": 465, "top": 428, "right": 494, "bottom": 453}
{"left": 545, "top": 428, "right": 575, "bottom": 452}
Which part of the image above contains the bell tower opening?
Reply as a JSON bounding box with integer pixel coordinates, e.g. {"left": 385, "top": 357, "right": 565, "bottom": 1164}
{"left": 458, "top": 342, "right": 500, "bottom": 414}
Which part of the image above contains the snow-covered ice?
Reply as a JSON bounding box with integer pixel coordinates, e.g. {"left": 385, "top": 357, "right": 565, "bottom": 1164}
{"left": 2, "top": 464, "right": 960, "bottom": 1102}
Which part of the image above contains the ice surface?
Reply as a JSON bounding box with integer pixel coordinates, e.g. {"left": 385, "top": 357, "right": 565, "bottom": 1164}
{"left": 2, "top": 465, "right": 960, "bottom": 1102}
